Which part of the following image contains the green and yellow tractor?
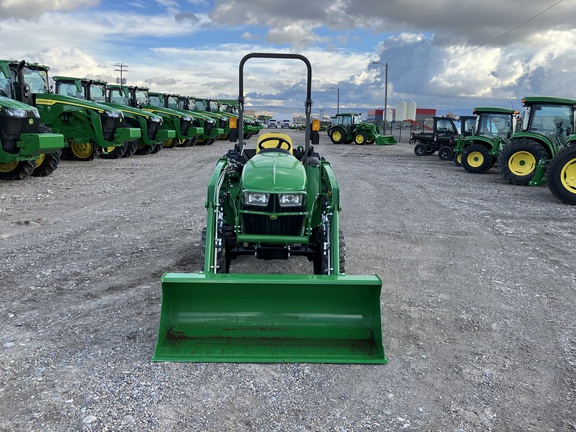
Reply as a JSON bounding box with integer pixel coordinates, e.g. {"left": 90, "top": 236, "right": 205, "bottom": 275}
{"left": 153, "top": 53, "right": 386, "bottom": 364}
{"left": 122, "top": 87, "right": 203, "bottom": 149}
{"left": 1, "top": 60, "right": 140, "bottom": 161}
{"left": 498, "top": 96, "right": 576, "bottom": 186}
{"left": 0, "top": 95, "right": 64, "bottom": 180}
{"left": 547, "top": 137, "right": 576, "bottom": 204}
{"left": 53, "top": 77, "right": 173, "bottom": 158}
{"left": 458, "top": 107, "right": 517, "bottom": 173}
{"left": 329, "top": 112, "right": 396, "bottom": 145}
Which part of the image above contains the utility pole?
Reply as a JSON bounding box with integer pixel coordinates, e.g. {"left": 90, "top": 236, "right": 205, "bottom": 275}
{"left": 114, "top": 63, "right": 128, "bottom": 84}
{"left": 372, "top": 61, "right": 388, "bottom": 133}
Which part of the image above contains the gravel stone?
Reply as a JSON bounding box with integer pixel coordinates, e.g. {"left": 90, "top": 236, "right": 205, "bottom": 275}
{"left": 1, "top": 130, "right": 575, "bottom": 431}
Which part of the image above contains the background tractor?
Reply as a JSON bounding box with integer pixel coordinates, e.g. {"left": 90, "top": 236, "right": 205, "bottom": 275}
{"left": 2, "top": 59, "right": 140, "bottom": 162}
{"left": 53, "top": 77, "right": 173, "bottom": 158}
{"left": 498, "top": 96, "right": 576, "bottom": 186}
{"left": 328, "top": 112, "right": 396, "bottom": 145}
{"left": 459, "top": 107, "right": 517, "bottom": 173}
{"left": 153, "top": 53, "right": 386, "bottom": 364}
{"left": 439, "top": 115, "right": 476, "bottom": 162}
{"left": 122, "top": 87, "right": 203, "bottom": 149}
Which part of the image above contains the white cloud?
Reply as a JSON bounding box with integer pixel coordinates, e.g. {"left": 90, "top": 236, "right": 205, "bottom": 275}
{"left": 0, "top": 0, "right": 99, "bottom": 20}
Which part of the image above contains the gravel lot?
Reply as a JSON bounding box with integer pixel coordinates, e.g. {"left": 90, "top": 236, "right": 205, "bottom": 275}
{"left": 1, "top": 129, "right": 575, "bottom": 431}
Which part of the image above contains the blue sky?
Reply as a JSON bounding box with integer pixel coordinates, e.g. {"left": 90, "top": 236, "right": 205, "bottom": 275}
{"left": 0, "top": 0, "right": 574, "bottom": 118}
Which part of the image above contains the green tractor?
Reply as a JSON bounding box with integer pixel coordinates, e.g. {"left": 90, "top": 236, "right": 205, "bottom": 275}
{"left": 122, "top": 87, "right": 203, "bottom": 149}
{"left": 547, "top": 138, "right": 576, "bottom": 204}
{"left": 214, "top": 98, "right": 262, "bottom": 139}
{"left": 172, "top": 95, "right": 226, "bottom": 145}
{"left": 153, "top": 53, "right": 386, "bottom": 364}
{"left": 329, "top": 112, "right": 397, "bottom": 145}
{"left": 0, "top": 95, "right": 64, "bottom": 180}
{"left": 498, "top": 96, "right": 576, "bottom": 186}
{"left": 53, "top": 77, "right": 173, "bottom": 158}
{"left": 459, "top": 107, "right": 517, "bottom": 173}
{"left": 2, "top": 60, "right": 140, "bottom": 161}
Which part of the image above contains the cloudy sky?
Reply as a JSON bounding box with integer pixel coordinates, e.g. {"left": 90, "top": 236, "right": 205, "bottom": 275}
{"left": 0, "top": 0, "right": 573, "bottom": 117}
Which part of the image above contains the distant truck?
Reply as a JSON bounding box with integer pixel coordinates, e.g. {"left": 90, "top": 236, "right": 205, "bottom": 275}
{"left": 268, "top": 119, "right": 278, "bottom": 128}
{"left": 281, "top": 119, "right": 291, "bottom": 128}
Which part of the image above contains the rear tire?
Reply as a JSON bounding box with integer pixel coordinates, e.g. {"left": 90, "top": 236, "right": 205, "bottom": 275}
{"left": 462, "top": 144, "right": 493, "bottom": 174}
{"left": 32, "top": 151, "right": 61, "bottom": 177}
{"left": 330, "top": 127, "right": 346, "bottom": 144}
{"left": 498, "top": 139, "right": 548, "bottom": 185}
{"left": 66, "top": 140, "right": 98, "bottom": 161}
{"left": 547, "top": 145, "right": 576, "bottom": 205}
{"left": 438, "top": 146, "right": 453, "bottom": 161}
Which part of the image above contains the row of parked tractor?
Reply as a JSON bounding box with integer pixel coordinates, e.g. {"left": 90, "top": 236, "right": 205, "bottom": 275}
{"left": 0, "top": 59, "right": 263, "bottom": 181}
{"left": 409, "top": 97, "right": 576, "bottom": 205}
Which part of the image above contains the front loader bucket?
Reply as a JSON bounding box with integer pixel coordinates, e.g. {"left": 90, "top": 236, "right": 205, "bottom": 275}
{"left": 375, "top": 135, "right": 398, "bottom": 145}
{"left": 153, "top": 273, "right": 386, "bottom": 364}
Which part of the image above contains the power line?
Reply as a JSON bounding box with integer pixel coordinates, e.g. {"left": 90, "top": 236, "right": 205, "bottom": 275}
{"left": 386, "top": 0, "right": 565, "bottom": 70}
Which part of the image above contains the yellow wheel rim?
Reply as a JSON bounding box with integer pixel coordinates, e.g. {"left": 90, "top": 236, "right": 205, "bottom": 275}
{"left": 70, "top": 140, "right": 95, "bottom": 159}
{"left": 508, "top": 151, "right": 536, "bottom": 176}
{"left": 0, "top": 161, "right": 18, "bottom": 173}
{"left": 456, "top": 153, "right": 462, "bottom": 164}
{"left": 164, "top": 139, "right": 175, "bottom": 148}
{"left": 355, "top": 134, "right": 365, "bottom": 144}
{"left": 467, "top": 151, "right": 484, "bottom": 168}
{"left": 104, "top": 146, "right": 116, "bottom": 154}
{"left": 332, "top": 131, "right": 342, "bottom": 142}
{"left": 560, "top": 156, "right": 576, "bottom": 194}
{"left": 35, "top": 154, "right": 45, "bottom": 168}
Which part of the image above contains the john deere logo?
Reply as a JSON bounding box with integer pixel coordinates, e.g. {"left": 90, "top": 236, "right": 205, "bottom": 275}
{"left": 29, "top": 119, "right": 35, "bottom": 125}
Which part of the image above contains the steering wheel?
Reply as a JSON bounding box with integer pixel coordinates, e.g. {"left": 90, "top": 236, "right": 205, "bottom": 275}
{"left": 257, "top": 136, "right": 292, "bottom": 153}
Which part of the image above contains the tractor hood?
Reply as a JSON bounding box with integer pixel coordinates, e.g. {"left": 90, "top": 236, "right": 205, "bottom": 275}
{"left": 242, "top": 152, "right": 306, "bottom": 192}
{"left": 0, "top": 96, "right": 39, "bottom": 112}
{"left": 34, "top": 93, "right": 124, "bottom": 117}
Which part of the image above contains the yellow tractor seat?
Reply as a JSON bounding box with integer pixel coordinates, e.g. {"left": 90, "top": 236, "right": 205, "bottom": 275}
{"left": 256, "top": 132, "right": 293, "bottom": 154}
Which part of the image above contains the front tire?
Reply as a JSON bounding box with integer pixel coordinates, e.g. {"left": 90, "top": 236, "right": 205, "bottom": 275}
{"left": 414, "top": 143, "right": 427, "bottom": 156}
{"left": 547, "top": 145, "right": 576, "bottom": 205}
{"left": 32, "top": 151, "right": 61, "bottom": 177}
{"left": 462, "top": 144, "right": 493, "bottom": 174}
{"left": 354, "top": 132, "right": 367, "bottom": 145}
{"left": 498, "top": 139, "right": 548, "bottom": 185}
{"left": 0, "top": 160, "right": 35, "bottom": 180}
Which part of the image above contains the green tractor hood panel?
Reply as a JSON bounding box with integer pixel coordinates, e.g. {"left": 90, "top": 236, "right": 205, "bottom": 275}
{"left": 242, "top": 152, "right": 306, "bottom": 192}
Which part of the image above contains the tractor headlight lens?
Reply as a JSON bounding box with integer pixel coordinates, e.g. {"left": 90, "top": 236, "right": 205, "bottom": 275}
{"left": 279, "top": 194, "right": 304, "bottom": 207}
{"left": 1, "top": 107, "right": 29, "bottom": 118}
{"left": 182, "top": 116, "right": 191, "bottom": 122}
{"left": 245, "top": 192, "right": 269, "bottom": 206}
{"left": 105, "top": 110, "right": 123, "bottom": 118}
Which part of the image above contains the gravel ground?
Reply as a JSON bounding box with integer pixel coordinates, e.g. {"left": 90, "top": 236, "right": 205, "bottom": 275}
{"left": 1, "top": 129, "right": 575, "bottom": 431}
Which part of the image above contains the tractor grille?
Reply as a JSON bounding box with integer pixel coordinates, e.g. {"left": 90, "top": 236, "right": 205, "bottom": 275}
{"left": 241, "top": 214, "right": 305, "bottom": 236}
{"left": 100, "top": 115, "right": 122, "bottom": 141}
{"left": 204, "top": 120, "right": 215, "bottom": 134}
{"left": 180, "top": 118, "right": 191, "bottom": 135}
{"left": 146, "top": 118, "right": 161, "bottom": 140}
{"left": 0, "top": 113, "right": 40, "bottom": 154}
